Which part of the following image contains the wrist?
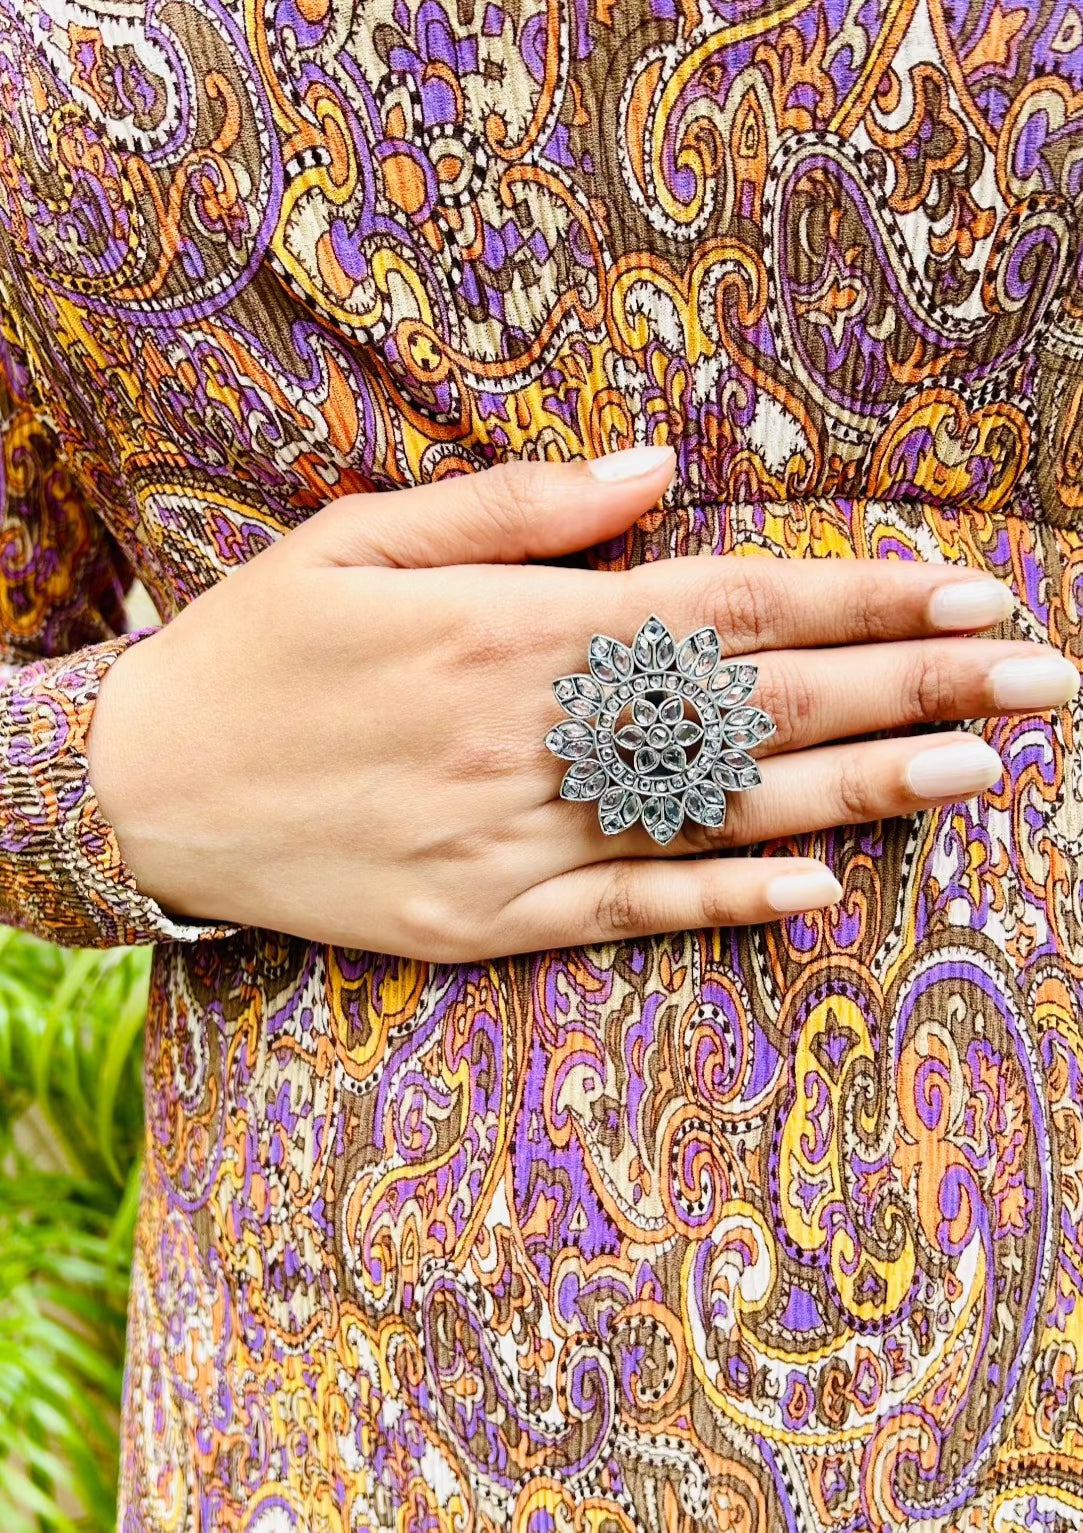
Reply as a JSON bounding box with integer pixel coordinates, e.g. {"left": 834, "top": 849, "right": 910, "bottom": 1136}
{"left": 86, "top": 627, "right": 214, "bottom": 921}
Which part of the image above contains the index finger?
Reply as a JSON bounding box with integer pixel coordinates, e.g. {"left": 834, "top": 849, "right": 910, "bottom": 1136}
{"left": 616, "top": 552, "right": 1017, "bottom": 655}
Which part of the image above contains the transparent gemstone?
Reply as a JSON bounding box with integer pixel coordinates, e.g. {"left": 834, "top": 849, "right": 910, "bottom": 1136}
{"left": 642, "top": 794, "right": 684, "bottom": 845}
{"left": 632, "top": 697, "right": 656, "bottom": 726}
{"left": 617, "top": 725, "right": 647, "bottom": 750}
{"left": 561, "top": 761, "right": 607, "bottom": 801}
{"left": 710, "top": 662, "right": 759, "bottom": 709}
{"left": 675, "top": 720, "right": 702, "bottom": 746}
{"left": 676, "top": 627, "right": 721, "bottom": 681}
{"left": 659, "top": 695, "right": 683, "bottom": 725}
{"left": 722, "top": 706, "right": 776, "bottom": 750}
{"left": 545, "top": 721, "right": 595, "bottom": 760}
{"left": 661, "top": 745, "right": 686, "bottom": 772}
{"left": 685, "top": 782, "right": 727, "bottom": 828}
{"left": 553, "top": 673, "right": 605, "bottom": 719}
{"left": 598, "top": 786, "right": 642, "bottom": 835}
{"left": 712, "top": 748, "right": 761, "bottom": 792}
{"left": 646, "top": 723, "right": 670, "bottom": 749}
{"left": 588, "top": 634, "right": 635, "bottom": 686}
{"left": 634, "top": 746, "right": 660, "bottom": 773}
{"left": 633, "top": 614, "right": 672, "bottom": 669}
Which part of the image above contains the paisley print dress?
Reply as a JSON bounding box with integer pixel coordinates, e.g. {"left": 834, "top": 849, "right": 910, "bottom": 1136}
{"left": 1, "top": 0, "right": 1082, "bottom": 1528}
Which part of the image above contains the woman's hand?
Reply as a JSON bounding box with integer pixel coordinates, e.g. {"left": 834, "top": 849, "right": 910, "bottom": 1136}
{"left": 87, "top": 445, "right": 1079, "bottom": 960}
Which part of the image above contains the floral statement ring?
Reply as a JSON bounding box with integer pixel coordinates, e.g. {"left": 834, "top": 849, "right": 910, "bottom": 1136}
{"left": 545, "top": 615, "right": 776, "bottom": 846}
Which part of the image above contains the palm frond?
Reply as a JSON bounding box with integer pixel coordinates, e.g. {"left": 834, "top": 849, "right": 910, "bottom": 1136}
{"left": 0, "top": 929, "right": 149, "bottom": 1532}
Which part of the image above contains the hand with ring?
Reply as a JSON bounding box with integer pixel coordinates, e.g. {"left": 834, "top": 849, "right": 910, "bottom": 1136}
{"left": 85, "top": 444, "right": 1079, "bottom": 961}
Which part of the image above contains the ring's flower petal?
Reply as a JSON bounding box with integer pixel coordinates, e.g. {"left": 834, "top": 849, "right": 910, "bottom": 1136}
{"left": 710, "top": 662, "right": 759, "bottom": 708}
{"left": 545, "top": 721, "right": 596, "bottom": 760}
{"left": 632, "top": 697, "right": 657, "bottom": 727}
{"left": 659, "top": 695, "right": 684, "bottom": 725}
{"left": 712, "top": 748, "right": 762, "bottom": 791}
{"left": 634, "top": 745, "right": 661, "bottom": 773}
{"left": 676, "top": 627, "right": 720, "bottom": 681}
{"left": 633, "top": 614, "right": 676, "bottom": 669}
{"left": 560, "top": 761, "right": 607, "bottom": 801}
{"left": 642, "top": 794, "right": 684, "bottom": 845}
{"left": 674, "top": 720, "right": 702, "bottom": 746}
{"left": 661, "top": 745, "right": 686, "bottom": 773}
{"left": 588, "top": 634, "right": 635, "bottom": 685}
{"left": 646, "top": 723, "right": 671, "bottom": 749}
{"left": 616, "top": 725, "right": 647, "bottom": 749}
{"left": 721, "top": 706, "right": 776, "bottom": 750}
{"left": 552, "top": 673, "right": 605, "bottom": 719}
{"left": 685, "top": 783, "right": 727, "bottom": 828}
{"left": 599, "top": 787, "right": 643, "bottom": 835}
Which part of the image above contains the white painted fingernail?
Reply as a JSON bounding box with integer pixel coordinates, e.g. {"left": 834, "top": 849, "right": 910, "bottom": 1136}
{"left": 765, "top": 867, "right": 844, "bottom": 914}
{"left": 905, "top": 738, "right": 1003, "bottom": 799}
{"left": 928, "top": 577, "right": 1015, "bottom": 630}
{"left": 990, "top": 654, "right": 1080, "bottom": 709}
{"left": 587, "top": 444, "right": 675, "bottom": 482}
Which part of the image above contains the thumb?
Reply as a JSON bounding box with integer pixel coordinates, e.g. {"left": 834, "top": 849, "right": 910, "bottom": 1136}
{"left": 305, "top": 445, "right": 676, "bottom": 567}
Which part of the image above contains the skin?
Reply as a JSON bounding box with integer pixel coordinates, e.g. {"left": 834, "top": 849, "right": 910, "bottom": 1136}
{"left": 86, "top": 446, "right": 1079, "bottom": 961}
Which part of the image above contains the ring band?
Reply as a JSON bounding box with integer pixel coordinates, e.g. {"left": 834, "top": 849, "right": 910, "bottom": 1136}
{"left": 545, "top": 614, "right": 776, "bottom": 845}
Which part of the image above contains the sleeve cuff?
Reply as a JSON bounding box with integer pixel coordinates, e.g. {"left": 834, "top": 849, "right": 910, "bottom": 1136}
{"left": 1, "top": 626, "right": 242, "bottom": 948}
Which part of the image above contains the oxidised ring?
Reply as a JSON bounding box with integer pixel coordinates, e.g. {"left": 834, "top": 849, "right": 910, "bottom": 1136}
{"left": 545, "top": 614, "right": 776, "bottom": 846}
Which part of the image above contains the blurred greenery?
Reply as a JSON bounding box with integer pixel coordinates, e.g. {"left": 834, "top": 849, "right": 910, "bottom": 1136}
{"left": 0, "top": 927, "right": 149, "bottom": 1532}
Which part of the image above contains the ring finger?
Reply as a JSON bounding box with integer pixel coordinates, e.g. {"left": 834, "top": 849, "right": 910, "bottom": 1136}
{"left": 726, "top": 636, "right": 1078, "bottom": 758}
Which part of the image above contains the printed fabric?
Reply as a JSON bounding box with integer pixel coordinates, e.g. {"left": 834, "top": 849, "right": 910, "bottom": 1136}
{"left": 0, "top": 2, "right": 1082, "bottom": 1529}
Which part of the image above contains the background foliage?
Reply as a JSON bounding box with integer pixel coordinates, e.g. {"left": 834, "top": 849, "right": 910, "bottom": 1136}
{"left": 0, "top": 928, "right": 149, "bottom": 1531}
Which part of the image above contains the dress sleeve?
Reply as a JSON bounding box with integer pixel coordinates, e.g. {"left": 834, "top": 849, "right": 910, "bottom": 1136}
{"left": 0, "top": 290, "right": 240, "bottom": 948}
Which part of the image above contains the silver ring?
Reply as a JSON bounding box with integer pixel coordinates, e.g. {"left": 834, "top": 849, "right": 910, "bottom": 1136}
{"left": 545, "top": 614, "right": 776, "bottom": 845}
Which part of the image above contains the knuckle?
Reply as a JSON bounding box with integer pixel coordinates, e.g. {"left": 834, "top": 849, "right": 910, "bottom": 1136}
{"left": 853, "top": 580, "right": 894, "bottom": 644}
{"left": 907, "top": 650, "right": 956, "bottom": 722}
{"left": 475, "top": 459, "right": 545, "bottom": 537}
{"left": 699, "top": 882, "right": 735, "bottom": 929}
{"left": 835, "top": 755, "right": 876, "bottom": 823}
{"left": 595, "top": 865, "right": 647, "bottom": 938}
{"left": 766, "top": 658, "right": 815, "bottom": 748}
{"left": 714, "top": 562, "right": 780, "bottom": 650}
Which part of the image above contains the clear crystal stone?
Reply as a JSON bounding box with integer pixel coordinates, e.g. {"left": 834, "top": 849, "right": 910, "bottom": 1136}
{"left": 588, "top": 635, "right": 635, "bottom": 685}
{"left": 685, "top": 782, "right": 727, "bottom": 827}
{"left": 599, "top": 786, "right": 642, "bottom": 835}
{"left": 553, "top": 673, "right": 605, "bottom": 719}
{"left": 675, "top": 720, "right": 702, "bottom": 746}
{"left": 642, "top": 794, "right": 683, "bottom": 845}
{"left": 616, "top": 725, "right": 646, "bottom": 749}
{"left": 722, "top": 706, "right": 776, "bottom": 750}
{"left": 661, "top": 745, "right": 686, "bottom": 772}
{"left": 561, "top": 761, "right": 607, "bottom": 801}
{"left": 634, "top": 745, "right": 660, "bottom": 773}
{"left": 712, "top": 749, "right": 761, "bottom": 791}
{"left": 676, "top": 627, "right": 721, "bottom": 681}
{"left": 710, "top": 662, "right": 759, "bottom": 708}
{"left": 545, "top": 721, "right": 595, "bottom": 760}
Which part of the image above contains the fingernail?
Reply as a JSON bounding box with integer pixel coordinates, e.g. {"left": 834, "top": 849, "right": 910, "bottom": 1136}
{"left": 990, "top": 654, "right": 1080, "bottom": 709}
{"left": 905, "top": 738, "right": 1003, "bottom": 799}
{"left": 588, "top": 444, "right": 675, "bottom": 482}
{"left": 928, "top": 577, "right": 1015, "bottom": 630}
{"left": 765, "top": 867, "right": 844, "bottom": 914}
